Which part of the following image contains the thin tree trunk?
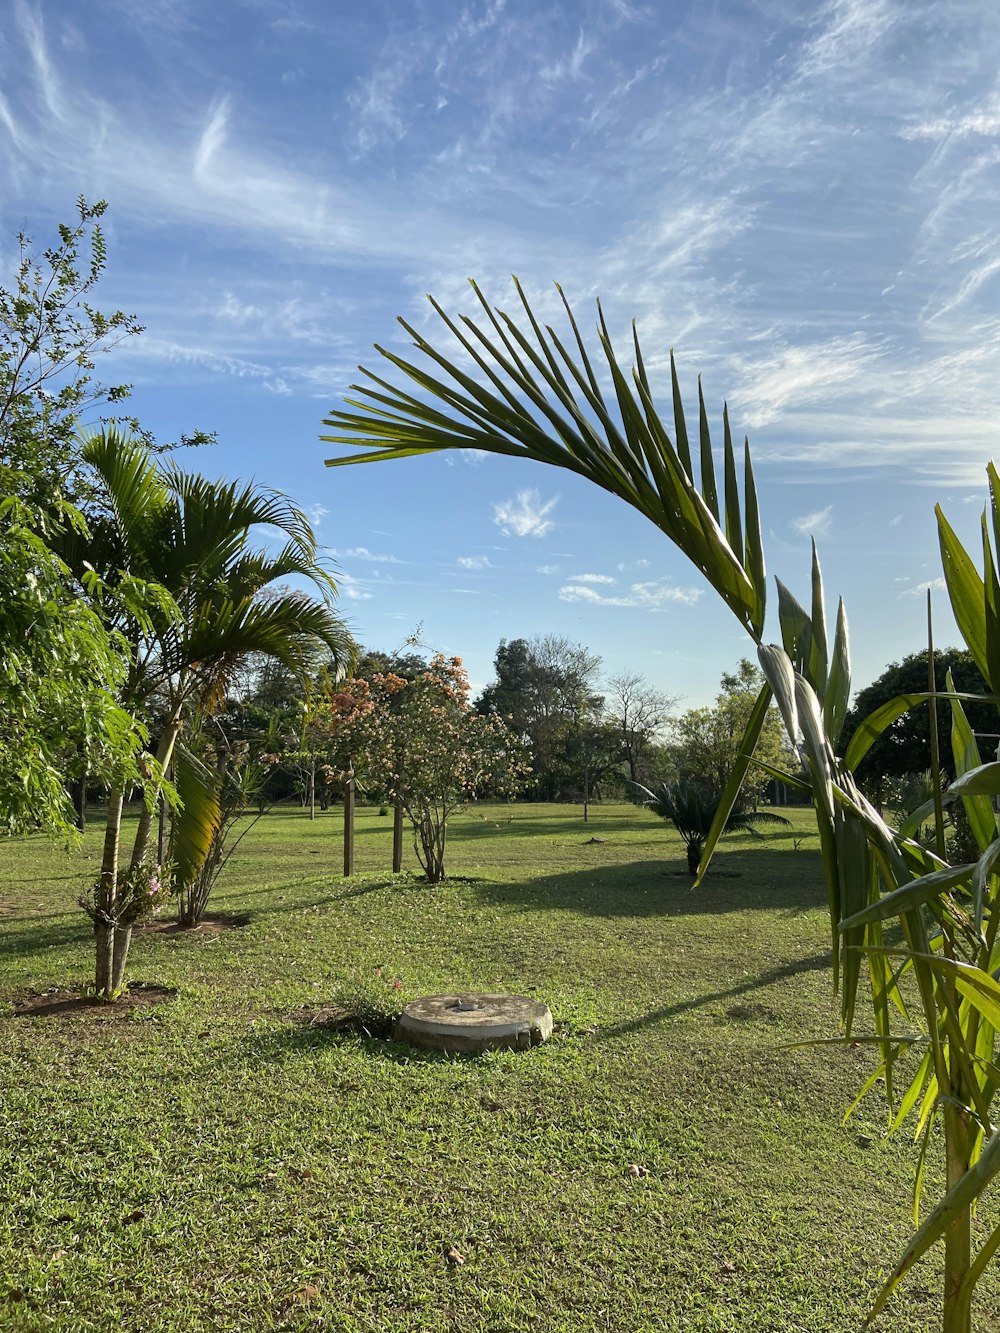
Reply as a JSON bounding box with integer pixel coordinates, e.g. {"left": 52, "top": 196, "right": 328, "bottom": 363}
{"left": 310, "top": 756, "right": 316, "bottom": 821}
{"left": 130, "top": 717, "right": 182, "bottom": 871}
{"left": 392, "top": 797, "right": 404, "bottom": 873}
{"left": 75, "top": 771, "right": 87, "bottom": 832}
{"left": 110, "top": 924, "right": 133, "bottom": 995}
{"left": 95, "top": 788, "right": 124, "bottom": 998}
{"left": 343, "top": 761, "right": 355, "bottom": 876}
{"left": 942, "top": 1103, "right": 972, "bottom": 1332}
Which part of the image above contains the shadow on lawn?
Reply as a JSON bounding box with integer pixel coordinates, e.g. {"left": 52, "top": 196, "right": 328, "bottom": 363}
{"left": 0, "top": 913, "right": 91, "bottom": 958}
{"left": 470, "top": 850, "right": 826, "bottom": 919}
{"left": 597, "top": 949, "right": 833, "bottom": 1039}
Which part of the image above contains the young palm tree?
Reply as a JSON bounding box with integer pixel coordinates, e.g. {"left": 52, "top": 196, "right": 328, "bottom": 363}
{"left": 635, "top": 779, "right": 790, "bottom": 875}
{"left": 68, "top": 429, "right": 354, "bottom": 997}
{"left": 321, "top": 282, "right": 1000, "bottom": 1330}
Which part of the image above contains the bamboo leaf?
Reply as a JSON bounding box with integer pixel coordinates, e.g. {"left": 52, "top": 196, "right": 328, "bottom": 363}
{"left": 946, "top": 667, "right": 998, "bottom": 856}
{"left": 843, "top": 693, "right": 932, "bottom": 771}
{"left": 757, "top": 643, "right": 799, "bottom": 744}
{"left": 743, "top": 438, "right": 767, "bottom": 638}
{"left": 722, "top": 404, "right": 743, "bottom": 558}
{"left": 840, "top": 862, "right": 977, "bottom": 932}
{"left": 697, "top": 379, "right": 719, "bottom": 521}
{"left": 865, "top": 1126, "right": 1000, "bottom": 1324}
{"left": 810, "top": 540, "right": 829, "bottom": 693}
{"left": 937, "top": 504, "right": 989, "bottom": 686}
{"left": 693, "top": 684, "right": 773, "bottom": 886}
{"left": 949, "top": 761, "right": 1000, "bottom": 798}
{"left": 825, "top": 599, "right": 851, "bottom": 747}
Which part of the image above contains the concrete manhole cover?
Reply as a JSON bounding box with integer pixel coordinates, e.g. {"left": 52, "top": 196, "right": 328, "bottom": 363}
{"left": 395, "top": 992, "right": 553, "bottom": 1053}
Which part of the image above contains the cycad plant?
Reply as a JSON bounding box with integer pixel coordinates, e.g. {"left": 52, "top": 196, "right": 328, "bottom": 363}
{"left": 635, "top": 779, "right": 790, "bottom": 875}
{"left": 322, "top": 281, "right": 1000, "bottom": 1329}
{"left": 65, "top": 429, "right": 354, "bottom": 997}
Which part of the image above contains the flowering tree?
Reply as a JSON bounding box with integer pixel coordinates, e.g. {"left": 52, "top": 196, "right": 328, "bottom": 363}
{"left": 323, "top": 655, "right": 528, "bottom": 881}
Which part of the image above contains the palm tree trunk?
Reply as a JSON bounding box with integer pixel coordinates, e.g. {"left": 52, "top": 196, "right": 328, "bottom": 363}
{"left": 95, "top": 788, "right": 124, "bottom": 998}
{"left": 110, "top": 924, "right": 133, "bottom": 995}
{"left": 129, "top": 717, "right": 183, "bottom": 871}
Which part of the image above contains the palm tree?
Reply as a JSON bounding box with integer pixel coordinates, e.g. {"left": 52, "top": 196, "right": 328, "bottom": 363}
{"left": 67, "top": 429, "right": 354, "bottom": 997}
{"left": 635, "top": 779, "right": 790, "bottom": 875}
{"left": 321, "top": 282, "right": 1000, "bottom": 1330}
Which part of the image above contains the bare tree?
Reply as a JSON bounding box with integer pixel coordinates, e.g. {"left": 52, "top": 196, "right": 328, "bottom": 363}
{"left": 605, "top": 672, "right": 677, "bottom": 784}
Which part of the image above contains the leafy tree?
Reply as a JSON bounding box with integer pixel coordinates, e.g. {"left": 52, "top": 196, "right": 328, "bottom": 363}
{"left": 0, "top": 506, "right": 146, "bottom": 836}
{"left": 329, "top": 655, "right": 528, "bottom": 881}
{"left": 669, "top": 659, "right": 787, "bottom": 809}
{"left": 636, "top": 779, "right": 790, "bottom": 875}
{"left": 323, "top": 281, "right": 1000, "bottom": 1329}
{"left": 0, "top": 201, "right": 150, "bottom": 839}
{"left": 605, "top": 672, "right": 676, "bottom": 785}
{"left": 842, "top": 649, "right": 994, "bottom": 807}
{"left": 0, "top": 197, "right": 142, "bottom": 509}
{"left": 66, "top": 429, "right": 354, "bottom": 997}
{"left": 476, "top": 635, "right": 603, "bottom": 799}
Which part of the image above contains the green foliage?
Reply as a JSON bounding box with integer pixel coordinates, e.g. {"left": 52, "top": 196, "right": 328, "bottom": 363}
{"left": 842, "top": 649, "right": 994, "bottom": 805}
{"left": 69, "top": 428, "right": 356, "bottom": 995}
{"left": 636, "top": 778, "right": 791, "bottom": 874}
{"left": 322, "top": 282, "right": 1000, "bottom": 1328}
{"left": 0, "top": 202, "right": 151, "bottom": 840}
{"left": 668, "top": 658, "right": 787, "bottom": 809}
{"left": 476, "top": 635, "right": 605, "bottom": 799}
{"left": 0, "top": 196, "right": 142, "bottom": 509}
{"left": 0, "top": 499, "right": 146, "bottom": 837}
{"left": 322, "top": 656, "right": 529, "bottom": 881}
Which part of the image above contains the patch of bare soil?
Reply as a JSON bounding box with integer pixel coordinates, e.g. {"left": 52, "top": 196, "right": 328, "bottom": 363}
{"left": 137, "top": 911, "right": 251, "bottom": 935}
{"left": 12, "top": 981, "right": 178, "bottom": 1019}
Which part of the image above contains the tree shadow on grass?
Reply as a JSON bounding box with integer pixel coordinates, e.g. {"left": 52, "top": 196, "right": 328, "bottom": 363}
{"left": 0, "top": 914, "right": 92, "bottom": 958}
{"left": 470, "top": 849, "right": 827, "bottom": 919}
{"left": 596, "top": 949, "right": 833, "bottom": 1040}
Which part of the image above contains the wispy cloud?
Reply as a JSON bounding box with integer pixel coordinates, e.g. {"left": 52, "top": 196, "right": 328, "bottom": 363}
{"left": 791, "top": 506, "right": 834, "bottom": 538}
{"left": 457, "top": 555, "right": 492, "bottom": 570}
{"left": 494, "top": 489, "right": 558, "bottom": 538}
{"left": 307, "top": 504, "right": 328, "bottom": 528}
{"left": 569, "top": 572, "right": 616, "bottom": 584}
{"left": 559, "top": 578, "right": 702, "bottom": 609}
{"left": 904, "top": 576, "right": 946, "bottom": 597}
{"left": 328, "top": 546, "right": 402, "bottom": 564}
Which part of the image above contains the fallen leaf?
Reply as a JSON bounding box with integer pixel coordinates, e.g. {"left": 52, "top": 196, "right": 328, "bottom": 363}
{"left": 289, "top": 1283, "right": 320, "bottom": 1304}
{"left": 197, "top": 1030, "right": 210, "bottom": 1039}
{"left": 122, "top": 1209, "right": 145, "bottom": 1224}
{"left": 444, "top": 1245, "right": 465, "bottom": 1265}
{"left": 627, "top": 1164, "right": 649, "bottom": 1179}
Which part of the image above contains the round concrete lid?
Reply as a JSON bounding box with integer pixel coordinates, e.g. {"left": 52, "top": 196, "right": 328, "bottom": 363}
{"left": 395, "top": 992, "right": 553, "bottom": 1053}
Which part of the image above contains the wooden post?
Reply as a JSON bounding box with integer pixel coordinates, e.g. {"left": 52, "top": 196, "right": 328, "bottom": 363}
{"left": 343, "top": 759, "right": 355, "bottom": 877}
{"left": 392, "top": 797, "right": 404, "bottom": 873}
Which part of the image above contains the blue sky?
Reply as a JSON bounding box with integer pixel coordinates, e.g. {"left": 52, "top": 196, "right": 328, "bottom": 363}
{"left": 2, "top": 0, "right": 1000, "bottom": 709}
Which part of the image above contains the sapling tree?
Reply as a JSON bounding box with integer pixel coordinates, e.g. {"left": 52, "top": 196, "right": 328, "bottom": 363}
{"left": 322, "top": 282, "right": 1000, "bottom": 1329}
{"left": 325, "top": 656, "right": 528, "bottom": 881}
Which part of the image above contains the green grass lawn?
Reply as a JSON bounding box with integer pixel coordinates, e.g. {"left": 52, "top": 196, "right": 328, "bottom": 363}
{"left": 2, "top": 801, "right": 998, "bottom": 1332}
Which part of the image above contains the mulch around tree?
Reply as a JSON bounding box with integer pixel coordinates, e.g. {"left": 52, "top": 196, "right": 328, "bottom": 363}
{"left": 11, "top": 981, "right": 178, "bottom": 1019}
{"left": 136, "top": 911, "right": 252, "bottom": 935}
